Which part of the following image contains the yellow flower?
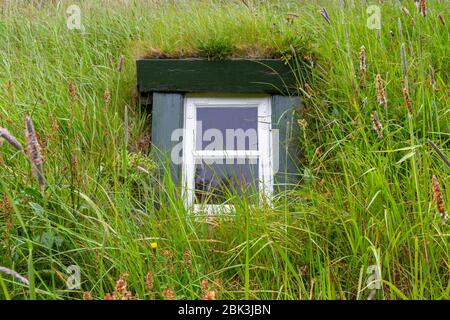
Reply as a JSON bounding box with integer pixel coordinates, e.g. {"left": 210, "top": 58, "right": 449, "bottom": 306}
{"left": 151, "top": 242, "right": 157, "bottom": 250}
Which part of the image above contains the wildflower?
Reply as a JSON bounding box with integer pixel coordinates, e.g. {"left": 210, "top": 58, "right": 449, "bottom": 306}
{"left": 403, "top": 86, "right": 413, "bottom": 114}
{"left": 201, "top": 279, "right": 209, "bottom": 291}
{"left": 162, "top": 288, "right": 176, "bottom": 300}
{"left": 113, "top": 272, "right": 133, "bottom": 300}
{"left": 104, "top": 293, "right": 114, "bottom": 300}
{"left": 117, "top": 55, "right": 125, "bottom": 73}
{"left": 203, "top": 290, "right": 216, "bottom": 300}
{"left": 375, "top": 74, "right": 387, "bottom": 108}
{"left": 151, "top": 242, "right": 157, "bottom": 250}
{"left": 432, "top": 175, "right": 448, "bottom": 224}
{"left": 201, "top": 278, "right": 215, "bottom": 300}
{"left": 83, "top": 292, "right": 92, "bottom": 300}
{"left": 0, "top": 127, "right": 23, "bottom": 151}
{"left": 145, "top": 272, "right": 154, "bottom": 291}
{"left": 371, "top": 112, "right": 383, "bottom": 138}
{"left": 25, "top": 116, "right": 45, "bottom": 191}
{"left": 319, "top": 7, "right": 331, "bottom": 25}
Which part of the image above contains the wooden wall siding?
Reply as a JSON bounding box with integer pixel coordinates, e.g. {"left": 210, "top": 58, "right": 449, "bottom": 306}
{"left": 151, "top": 93, "right": 184, "bottom": 184}
{"left": 137, "top": 59, "right": 300, "bottom": 95}
{"left": 271, "top": 95, "right": 301, "bottom": 191}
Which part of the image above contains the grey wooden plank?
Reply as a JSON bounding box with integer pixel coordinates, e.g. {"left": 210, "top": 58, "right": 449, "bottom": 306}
{"left": 272, "top": 95, "right": 301, "bottom": 191}
{"left": 151, "top": 93, "right": 184, "bottom": 184}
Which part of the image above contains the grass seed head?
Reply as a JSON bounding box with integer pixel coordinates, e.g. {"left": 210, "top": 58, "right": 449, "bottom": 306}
{"left": 145, "top": 272, "right": 154, "bottom": 291}
{"left": 432, "top": 175, "right": 448, "bottom": 224}
{"left": 403, "top": 86, "right": 413, "bottom": 114}
{"left": 359, "top": 45, "right": 367, "bottom": 72}
{"left": 375, "top": 74, "right": 387, "bottom": 108}
{"left": 438, "top": 13, "right": 446, "bottom": 26}
{"left": 401, "top": 43, "right": 408, "bottom": 87}
{"left": 103, "top": 88, "right": 111, "bottom": 105}
{"left": 319, "top": 7, "right": 331, "bottom": 25}
{"left": 420, "top": 0, "right": 426, "bottom": 17}
{"left": 402, "top": 7, "right": 411, "bottom": 17}
{"left": 1, "top": 194, "right": 13, "bottom": 242}
{"left": 68, "top": 80, "right": 77, "bottom": 101}
{"left": 427, "top": 139, "right": 450, "bottom": 169}
{"left": 25, "top": 116, "right": 45, "bottom": 191}
{"left": 117, "top": 55, "right": 125, "bottom": 73}
{"left": 359, "top": 46, "right": 367, "bottom": 85}
{"left": 0, "top": 127, "right": 23, "bottom": 151}
{"left": 0, "top": 266, "right": 29, "bottom": 285}
{"left": 371, "top": 111, "right": 383, "bottom": 138}
{"left": 429, "top": 64, "right": 436, "bottom": 88}
{"left": 304, "top": 83, "right": 315, "bottom": 96}
{"left": 183, "top": 249, "right": 192, "bottom": 270}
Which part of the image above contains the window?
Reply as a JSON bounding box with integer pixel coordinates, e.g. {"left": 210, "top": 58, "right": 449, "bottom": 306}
{"left": 182, "top": 96, "right": 273, "bottom": 212}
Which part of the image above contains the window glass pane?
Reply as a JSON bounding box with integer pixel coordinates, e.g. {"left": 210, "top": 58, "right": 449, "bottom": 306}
{"left": 196, "top": 107, "right": 258, "bottom": 151}
{"left": 194, "top": 158, "right": 259, "bottom": 204}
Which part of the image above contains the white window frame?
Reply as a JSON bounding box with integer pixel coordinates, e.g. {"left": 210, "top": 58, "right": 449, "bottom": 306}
{"left": 182, "top": 96, "right": 273, "bottom": 213}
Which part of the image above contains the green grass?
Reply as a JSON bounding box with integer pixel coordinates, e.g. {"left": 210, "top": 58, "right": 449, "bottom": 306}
{"left": 0, "top": 0, "right": 449, "bottom": 300}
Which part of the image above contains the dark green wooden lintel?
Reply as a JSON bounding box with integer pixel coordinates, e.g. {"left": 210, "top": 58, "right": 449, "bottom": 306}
{"left": 137, "top": 59, "right": 301, "bottom": 95}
